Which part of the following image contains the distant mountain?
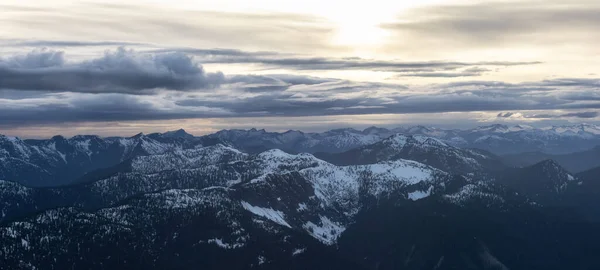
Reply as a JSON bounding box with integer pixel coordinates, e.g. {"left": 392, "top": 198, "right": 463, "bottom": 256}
{"left": 3, "top": 123, "right": 600, "bottom": 187}
{"left": 502, "top": 146, "right": 600, "bottom": 173}
{"left": 204, "top": 124, "right": 600, "bottom": 155}
{"left": 205, "top": 127, "right": 394, "bottom": 154}
{"left": 159, "top": 128, "right": 195, "bottom": 139}
{"left": 498, "top": 160, "right": 577, "bottom": 204}
{"left": 0, "top": 132, "right": 220, "bottom": 186}
{"left": 422, "top": 124, "right": 600, "bottom": 155}
{"left": 315, "top": 134, "right": 506, "bottom": 176}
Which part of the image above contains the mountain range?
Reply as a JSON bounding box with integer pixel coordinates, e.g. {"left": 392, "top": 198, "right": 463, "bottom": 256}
{"left": 2, "top": 125, "right": 600, "bottom": 269}
{"left": 4, "top": 123, "right": 600, "bottom": 187}
{"left": 207, "top": 124, "right": 600, "bottom": 155}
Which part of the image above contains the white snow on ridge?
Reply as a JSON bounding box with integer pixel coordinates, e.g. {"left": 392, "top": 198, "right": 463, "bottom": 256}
{"left": 73, "top": 139, "right": 92, "bottom": 157}
{"left": 207, "top": 238, "right": 244, "bottom": 249}
{"left": 297, "top": 203, "right": 308, "bottom": 212}
{"left": 292, "top": 248, "right": 306, "bottom": 256}
{"left": 443, "top": 184, "right": 505, "bottom": 205}
{"left": 303, "top": 216, "right": 345, "bottom": 245}
{"left": 408, "top": 186, "right": 434, "bottom": 201}
{"left": 241, "top": 201, "right": 291, "bottom": 228}
{"left": 368, "top": 161, "right": 435, "bottom": 185}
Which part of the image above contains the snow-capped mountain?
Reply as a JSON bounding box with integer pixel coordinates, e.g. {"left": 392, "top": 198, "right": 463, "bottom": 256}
{"left": 0, "top": 186, "right": 358, "bottom": 270}
{"left": 204, "top": 124, "right": 600, "bottom": 155}
{"left": 3, "top": 126, "right": 600, "bottom": 269}
{"left": 0, "top": 146, "right": 453, "bottom": 233}
{"left": 396, "top": 124, "right": 600, "bottom": 155}
{"left": 3, "top": 123, "right": 600, "bottom": 186}
{"left": 1, "top": 143, "right": 484, "bottom": 269}
{"left": 315, "top": 134, "right": 506, "bottom": 176}
{"left": 205, "top": 127, "right": 394, "bottom": 154}
{"left": 0, "top": 131, "right": 219, "bottom": 186}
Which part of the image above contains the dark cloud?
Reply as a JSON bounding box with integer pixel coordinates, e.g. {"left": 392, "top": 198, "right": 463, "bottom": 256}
{"left": 393, "top": 72, "right": 481, "bottom": 78}
{"left": 226, "top": 74, "right": 335, "bottom": 92}
{"left": 0, "top": 48, "right": 65, "bottom": 68}
{"left": 497, "top": 112, "right": 515, "bottom": 118}
{"left": 2, "top": 40, "right": 147, "bottom": 47}
{"left": 391, "top": 66, "right": 492, "bottom": 78}
{"left": 4, "top": 71, "right": 600, "bottom": 127}
{"left": 562, "top": 93, "right": 600, "bottom": 101}
{"left": 536, "top": 78, "right": 600, "bottom": 88}
{"left": 3, "top": 41, "right": 541, "bottom": 76}
{"left": 148, "top": 46, "right": 541, "bottom": 74}
{"left": 0, "top": 46, "right": 598, "bottom": 126}
{"left": 0, "top": 94, "right": 223, "bottom": 126}
{"left": 523, "top": 111, "right": 599, "bottom": 119}
{"left": 562, "top": 111, "right": 599, "bottom": 118}
{"left": 188, "top": 52, "right": 541, "bottom": 72}
{"left": 152, "top": 48, "right": 281, "bottom": 57}
{"left": 0, "top": 47, "right": 224, "bottom": 94}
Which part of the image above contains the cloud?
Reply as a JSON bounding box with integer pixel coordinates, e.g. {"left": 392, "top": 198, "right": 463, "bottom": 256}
{"left": 226, "top": 74, "right": 336, "bottom": 92}
{"left": 561, "top": 111, "right": 599, "bottom": 118}
{"left": 1, "top": 40, "right": 147, "bottom": 47}
{"left": 0, "top": 3, "right": 336, "bottom": 54}
{"left": 501, "top": 111, "right": 600, "bottom": 119}
{"left": 0, "top": 93, "right": 231, "bottom": 126}
{"left": 4, "top": 67, "right": 600, "bottom": 127}
{"left": 0, "top": 48, "right": 65, "bottom": 68}
{"left": 382, "top": 1, "right": 600, "bottom": 50}
{"left": 528, "top": 111, "right": 599, "bottom": 119}
{"left": 182, "top": 50, "right": 540, "bottom": 72}
{"left": 393, "top": 72, "right": 480, "bottom": 78}
{"left": 0, "top": 48, "right": 599, "bottom": 127}
{"left": 497, "top": 112, "right": 515, "bottom": 118}
{"left": 0, "top": 47, "right": 225, "bottom": 94}
{"left": 3, "top": 41, "right": 541, "bottom": 76}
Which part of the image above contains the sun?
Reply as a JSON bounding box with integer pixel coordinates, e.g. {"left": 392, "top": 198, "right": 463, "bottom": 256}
{"left": 324, "top": 4, "right": 396, "bottom": 48}
{"left": 331, "top": 20, "right": 390, "bottom": 47}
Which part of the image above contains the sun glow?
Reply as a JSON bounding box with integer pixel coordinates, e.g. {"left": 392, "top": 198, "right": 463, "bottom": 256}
{"left": 140, "top": 0, "right": 443, "bottom": 47}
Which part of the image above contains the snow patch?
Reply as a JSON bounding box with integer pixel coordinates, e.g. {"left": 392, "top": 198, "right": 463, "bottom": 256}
{"left": 241, "top": 201, "right": 291, "bottom": 228}
{"left": 257, "top": 255, "right": 266, "bottom": 265}
{"left": 408, "top": 186, "right": 434, "bottom": 201}
{"left": 292, "top": 248, "right": 306, "bottom": 256}
{"left": 207, "top": 238, "right": 244, "bottom": 249}
{"left": 303, "top": 216, "right": 345, "bottom": 245}
{"left": 297, "top": 203, "right": 308, "bottom": 212}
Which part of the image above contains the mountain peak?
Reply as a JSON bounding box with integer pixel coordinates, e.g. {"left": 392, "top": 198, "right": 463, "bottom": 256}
{"left": 362, "top": 126, "right": 389, "bottom": 134}
{"left": 529, "top": 159, "right": 576, "bottom": 183}
{"left": 383, "top": 134, "right": 448, "bottom": 148}
{"left": 51, "top": 135, "right": 66, "bottom": 141}
{"left": 475, "top": 124, "right": 509, "bottom": 132}
{"left": 534, "top": 159, "right": 565, "bottom": 171}
{"left": 162, "top": 129, "right": 194, "bottom": 138}
{"left": 328, "top": 128, "right": 360, "bottom": 133}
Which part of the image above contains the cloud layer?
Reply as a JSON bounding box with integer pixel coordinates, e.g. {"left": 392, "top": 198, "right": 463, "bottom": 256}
{"left": 1, "top": 47, "right": 599, "bottom": 127}
{"left": 0, "top": 48, "right": 224, "bottom": 94}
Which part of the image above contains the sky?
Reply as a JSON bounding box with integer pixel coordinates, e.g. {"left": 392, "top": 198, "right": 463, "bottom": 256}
{"left": 1, "top": 0, "right": 599, "bottom": 137}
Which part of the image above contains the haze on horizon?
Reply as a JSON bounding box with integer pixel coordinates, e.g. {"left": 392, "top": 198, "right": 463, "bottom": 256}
{"left": 1, "top": 0, "right": 599, "bottom": 137}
